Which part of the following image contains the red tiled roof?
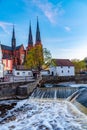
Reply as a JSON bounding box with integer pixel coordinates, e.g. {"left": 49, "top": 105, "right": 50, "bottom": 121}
{"left": 53, "top": 59, "right": 74, "bottom": 66}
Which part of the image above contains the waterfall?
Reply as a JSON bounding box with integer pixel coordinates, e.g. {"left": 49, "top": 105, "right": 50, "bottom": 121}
{"left": 67, "top": 90, "right": 80, "bottom": 102}
{"left": 67, "top": 87, "right": 86, "bottom": 102}
{"left": 1, "top": 85, "right": 87, "bottom": 130}
{"left": 30, "top": 87, "right": 79, "bottom": 99}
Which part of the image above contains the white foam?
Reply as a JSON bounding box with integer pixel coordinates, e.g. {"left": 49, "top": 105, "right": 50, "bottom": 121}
{"left": 0, "top": 99, "right": 87, "bottom": 130}
{"left": 58, "top": 82, "right": 87, "bottom": 88}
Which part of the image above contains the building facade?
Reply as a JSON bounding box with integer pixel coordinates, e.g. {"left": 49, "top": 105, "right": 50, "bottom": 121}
{"left": 1, "top": 18, "right": 43, "bottom": 72}
{"left": 0, "top": 45, "right": 4, "bottom": 78}
{"left": 13, "top": 69, "right": 33, "bottom": 77}
{"left": 50, "top": 59, "right": 75, "bottom": 76}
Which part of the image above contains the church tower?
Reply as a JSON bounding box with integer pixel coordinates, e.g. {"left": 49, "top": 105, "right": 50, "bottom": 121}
{"left": 27, "top": 22, "right": 33, "bottom": 50}
{"left": 35, "top": 17, "right": 44, "bottom": 70}
{"left": 35, "top": 17, "right": 41, "bottom": 45}
{"left": 11, "top": 25, "right": 16, "bottom": 50}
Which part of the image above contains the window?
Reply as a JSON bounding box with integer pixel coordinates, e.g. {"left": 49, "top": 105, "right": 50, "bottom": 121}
{"left": 28, "top": 72, "right": 31, "bottom": 75}
{"left": 61, "top": 66, "right": 63, "bottom": 68}
{"left": 8, "top": 60, "right": 10, "bottom": 67}
{"left": 68, "top": 66, "right": 70, "bottom": 68}
{"left": 52, "top": 72, "right": 54, "bottom": 76}
{"left": 17, "top": 72, "right": 20, "bottom": 75}
{"left": 22, "top": 72, "right": 25, "bottom": 76}
{"left": 62, "top": 70, "right": 63, "bottom": 73}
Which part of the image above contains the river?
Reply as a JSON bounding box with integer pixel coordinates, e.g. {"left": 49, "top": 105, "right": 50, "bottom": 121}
{"left": 0, "top": 83, "right": 87, "bottom": 130}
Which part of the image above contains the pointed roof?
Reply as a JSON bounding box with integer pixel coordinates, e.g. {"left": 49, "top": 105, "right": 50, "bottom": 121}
{"left": 11, "top": 25, "right": 16, "bottom": 50}
{"left": 12, "top": 25, "right": 15, "bottom": 39}
{"left": 28, "top": 21, "right": 33, "bottom": 45}
{"left": 35, "top": 17, "right": 41, "bottom": 44}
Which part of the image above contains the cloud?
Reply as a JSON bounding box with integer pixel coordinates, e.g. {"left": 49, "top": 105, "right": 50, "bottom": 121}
{"left": 32, "top": 0, "right": 64, "bottom": 24}
{"left": 64, "top": 26, "right": 71, "bottom": 32}
{"left": 0, "top": 21, "right": 13, "bottom": 34}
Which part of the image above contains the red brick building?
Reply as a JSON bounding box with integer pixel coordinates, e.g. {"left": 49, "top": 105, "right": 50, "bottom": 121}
{"left": 1, "top": 18, "right": 43, "bottom": 72}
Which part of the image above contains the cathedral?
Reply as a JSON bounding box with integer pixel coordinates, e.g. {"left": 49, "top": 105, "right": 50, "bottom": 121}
{"left": 1, "top": 18, "right": 42, "bottom": 72}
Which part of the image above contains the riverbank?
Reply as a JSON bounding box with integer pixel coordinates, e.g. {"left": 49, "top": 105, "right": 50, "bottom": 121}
{"left": 0, "top": 78, "right": 41, "bottom": 100}
{"left": 40, "top": 75, "right": 87, "bottom": 84}
{"left": 0, "top": 75, "right": 87, "bottom": 100}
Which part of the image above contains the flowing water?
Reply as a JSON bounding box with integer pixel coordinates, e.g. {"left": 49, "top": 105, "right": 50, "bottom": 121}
{"left": 31, "top": 87, "right": 78, "bottom": 99}
{"left": 0, "top": 84, "right": 87, "bottom": 130}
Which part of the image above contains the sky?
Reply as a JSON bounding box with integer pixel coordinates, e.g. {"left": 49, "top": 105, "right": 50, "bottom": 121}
{"left": 0, "top": 0, "right": 87, "bottom": 60}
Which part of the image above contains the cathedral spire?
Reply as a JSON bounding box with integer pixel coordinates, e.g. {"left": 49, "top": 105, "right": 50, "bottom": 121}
{"left": 11, "top": 25, "right": 16, "bottom": 50}
{"left": 35, "top": 17, "right": 41, "bottom": 44}
{"left": 28, "top": 21, "right": 33, "bottom": 46}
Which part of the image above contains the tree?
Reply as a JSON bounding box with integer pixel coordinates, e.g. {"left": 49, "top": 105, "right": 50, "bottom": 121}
{"left": 71, "top": 59, "right": 86, "bottom": 73}
{"left": 43, "top": 48, "right": 52, "bottom": 67}
{"left": 25, "top": 47, "right": 36, "bottom": 69}
{"left": 35, "top": 44, "right": 44, "bottom": 70}
{"left": 43, "top": 48, "right": 56, "bottom": 69}
{"left": 25, "top": 46, "right": 55, "bottom": 70}
{"left": 25, "top": 44, "right": 44, "bottom": 70}
{"left": 84, "top": 57, "right": 87, "bottom": 70}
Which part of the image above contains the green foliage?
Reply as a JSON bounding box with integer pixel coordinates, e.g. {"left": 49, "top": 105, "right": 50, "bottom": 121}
{"left": 25, "top": 46, "right": 56, "bottom": 70}
{"left": 43, "top": 48, "right": 52, "bottom": 66}
{"left": 84, "top": 57, "right": 87, "bottom": 69}
{"left": 71, "top": 59, "right": 86, "bottom": 73}
{"left": 25, "top": 47, "right": 36, "bottom": 69}
{"left": 35, "top": 44, "right": 44, "bottom": 70}
{"left": 51, "top": 59, "right": 57, "bottom": 66}
{"left": 25, "top": 45, "right": 44, "bottom": 70}
{"left": 43, "top": 48, "right": 56, "bottom": 69}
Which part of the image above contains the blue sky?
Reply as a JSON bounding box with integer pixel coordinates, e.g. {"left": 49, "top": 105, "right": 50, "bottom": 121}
{"left": 0, "top": 0, "right": 87, "bottom": 60}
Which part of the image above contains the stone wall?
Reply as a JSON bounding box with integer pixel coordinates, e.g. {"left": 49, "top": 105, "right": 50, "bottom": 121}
{"left": 41, "top": 76, "right": 75, "bottom": 84}
{"left": 40, "top": 75, "right": 87, "bottom": 84}
{"left": 1, "top": 75, "right": 87, "bottom": 100}
{"left": 0, "top": 80, "right": 39, "bottom": 100}
{"left": 16, "top": 82, "right": 38, "bottom": 99}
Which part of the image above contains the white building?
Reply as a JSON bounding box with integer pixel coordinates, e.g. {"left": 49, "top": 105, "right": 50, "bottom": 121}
{"left": 13, "top": 69, "right": 33, "bottom": 77}
{"left": 40, "top": 70, "right": 50, "bottom": 76}
{"left": 8, "top": 69, "right": 34, "bottom": 82}
{"left": 0, "top": 44, "right": 4, "bottom": 78}
{"left": 49, "top": 59, "right": 75, "bottom": 76}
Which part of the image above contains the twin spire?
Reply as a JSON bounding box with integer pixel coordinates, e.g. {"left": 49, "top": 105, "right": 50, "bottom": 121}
{"left": 35, "top": 17, "right": 41, "bottom": 44}
{"left": 28, "top": 21, "right": 33, "bottom": 46}
{"left": 28, "top": 17, "right": 41, "bottom": 47}
{"left": 11, "top": 17, "right": 41, "bottom": 49}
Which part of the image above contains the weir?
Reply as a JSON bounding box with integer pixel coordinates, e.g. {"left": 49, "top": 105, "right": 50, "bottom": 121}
{"left": 30, "top": 87, "right": 79, "bottom": 99}
{"left": 30, "top": 86, "right": 87, "bottom": 114}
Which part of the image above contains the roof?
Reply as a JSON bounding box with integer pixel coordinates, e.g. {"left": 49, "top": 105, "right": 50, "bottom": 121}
{"left": 16, "top": 44, "right": 23, "bottom": 50}
{"left": 1, "top": 44, "right": 12, "bottom": 51}
{"left": 1, "top": 44, "right": 23, "bottom": 51}
{"left": 53, "top": 59, "right": 74, "bottom": 66}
